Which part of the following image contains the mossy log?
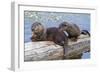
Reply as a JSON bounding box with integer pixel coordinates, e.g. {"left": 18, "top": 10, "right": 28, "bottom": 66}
{"left": 24, "top": 34, "right": 90, "bottom": 61}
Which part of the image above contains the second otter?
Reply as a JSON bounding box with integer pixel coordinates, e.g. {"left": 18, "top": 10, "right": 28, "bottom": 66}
{"left": 59, "top": 22, "right": 90, "bottom": 41}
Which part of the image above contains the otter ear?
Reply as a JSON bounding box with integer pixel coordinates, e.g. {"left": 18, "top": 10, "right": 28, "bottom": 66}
{"left": 31, "top": 28, "right": 34, "bottom": 31}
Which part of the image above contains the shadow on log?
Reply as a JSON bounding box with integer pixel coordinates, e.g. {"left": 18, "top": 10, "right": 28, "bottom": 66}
{"left": 24, "top": 34, "right": 90, "bottom": 61}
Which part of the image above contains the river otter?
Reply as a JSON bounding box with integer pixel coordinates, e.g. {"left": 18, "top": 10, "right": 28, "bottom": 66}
{"left": 59, "top": 22, "right": 90, "bottom": 41}
{"left": 46, "top": 27, "right": 68, "bottom": 59}
{"left": 46, "top": 27, "right": 68, "bottom": 46}
{"left": 31, "top": 22, "right": 46, "bottom": 41}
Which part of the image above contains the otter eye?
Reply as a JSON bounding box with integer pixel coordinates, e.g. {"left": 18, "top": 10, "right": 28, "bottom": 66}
{"left": 62, "top": 24, "right": 67, "bottom": 27}
{"left": 32, "top": 28, "right": 34, "bottom": 31}
{"left": 63, "top": 24, "right": 66, "bottom": 26}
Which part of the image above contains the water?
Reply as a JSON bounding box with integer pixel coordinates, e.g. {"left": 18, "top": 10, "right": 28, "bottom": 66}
{"left": 24, "top": 11, "right": 90, "bottom": 59}
{"left": 82, "top": 52, "right": 90, "bottom": 59}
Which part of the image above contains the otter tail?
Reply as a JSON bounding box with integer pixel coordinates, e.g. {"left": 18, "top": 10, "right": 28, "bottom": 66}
{"left": 81, "top": 30, "right": 90, "bottom": 36}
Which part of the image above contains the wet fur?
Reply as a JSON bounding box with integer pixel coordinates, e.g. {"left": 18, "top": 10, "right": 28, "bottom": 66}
{"left": 31, "top": 22, "right": 46, "bottom": 41}
{"left": 46, "top": 27, "right": 68, "bottom": 46}
{"left": 59, "top": 22, "right": 90, "bottom": 41}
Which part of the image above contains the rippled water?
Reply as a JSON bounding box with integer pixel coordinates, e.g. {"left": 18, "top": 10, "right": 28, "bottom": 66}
{"left": 24, "top": 11, "right": 90, "bottom": 59}
{"left": 82, "top": 52, "right": 90, "bottom": 59}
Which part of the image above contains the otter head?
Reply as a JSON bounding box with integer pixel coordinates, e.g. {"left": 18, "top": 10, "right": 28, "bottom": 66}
{"left": 59, "top": 22, "right": 70, "bottom": 31}
{"left": 31, "top": 22, "right": 45, "bottom": 41}
{"left": 31, "top": 22, "right": 44, "bottom": 36}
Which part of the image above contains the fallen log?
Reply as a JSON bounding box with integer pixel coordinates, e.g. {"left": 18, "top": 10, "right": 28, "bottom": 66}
{"left": 65, "top": 37, "right": 90, "bottom": 59}
{"left": 24, "top": 34, "right": 90, "bottom": 61}
{"left": 24, "top": 41, "right": 64, "bottom": 61}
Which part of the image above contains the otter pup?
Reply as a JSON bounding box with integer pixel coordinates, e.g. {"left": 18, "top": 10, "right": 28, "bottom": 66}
{"left": 59, "top": 22, "right": 90, "bottom": 41}
{"left": 31, "top": 22, "right": 46, "bottom": 41}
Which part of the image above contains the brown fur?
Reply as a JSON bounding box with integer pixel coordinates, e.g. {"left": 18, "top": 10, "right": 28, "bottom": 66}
{"left": 31, "top": 22, "right": 46, "bottom": 41}
{"left": 59, "top": 22, "right": 81, "bottom": 41}
{"left": 46, "top": 27, "right": 68, "bottom": 46}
